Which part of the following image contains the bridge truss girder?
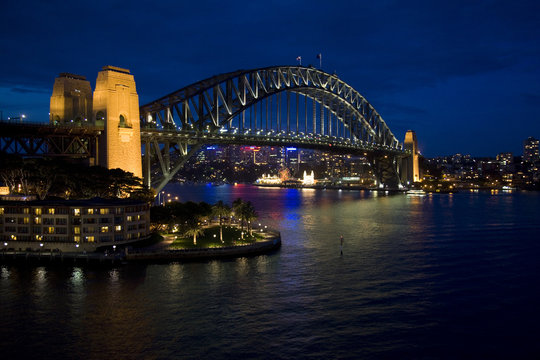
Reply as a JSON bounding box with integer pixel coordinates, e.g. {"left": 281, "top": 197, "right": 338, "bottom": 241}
{"left": 0, "top": 122, "right": 101, "bottom": 158}
{"left": 140, "top": 66, "right": 407, "bottom": 191}
{"left": 141, "top": 66, "right": 400, "bottom": 148}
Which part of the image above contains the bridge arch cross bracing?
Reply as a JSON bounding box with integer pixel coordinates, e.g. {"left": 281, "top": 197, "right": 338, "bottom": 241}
{"left": 139, "top": 66, "right": 404, "bottom": 191}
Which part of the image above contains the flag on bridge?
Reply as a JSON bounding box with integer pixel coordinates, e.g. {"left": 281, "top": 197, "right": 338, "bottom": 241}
{"left": 316, "top": 53, "right": 322, "bottom": 68}
{"left": 296, "top": 56, "right": 302, "bottom": 65}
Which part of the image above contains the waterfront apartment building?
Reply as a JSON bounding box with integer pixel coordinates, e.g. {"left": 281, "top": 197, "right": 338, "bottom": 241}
{"left": 0, "top": 198, "right": 150, "bottom": 252}
{"left": 523, "top": 137, "right": 539, "bottom": 162}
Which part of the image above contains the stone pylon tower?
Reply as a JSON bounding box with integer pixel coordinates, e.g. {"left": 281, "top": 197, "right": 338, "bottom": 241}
{"left": 93, "top": 66, "right": 142, "bottom": 179}
{"left": 49, "top": 73, "right": 93, "bottom": 125}
{"left": 402, "top": 130, "right": 421, "bottom": 185}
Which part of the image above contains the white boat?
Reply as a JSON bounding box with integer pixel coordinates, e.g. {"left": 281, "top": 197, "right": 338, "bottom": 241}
{"left": 406, "top": 189, "right": 426, "bottom": 196}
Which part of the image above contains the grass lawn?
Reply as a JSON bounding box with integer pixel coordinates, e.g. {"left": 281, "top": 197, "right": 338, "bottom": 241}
{"left": 169, "top": 225, "right": 265, "bottom": 249}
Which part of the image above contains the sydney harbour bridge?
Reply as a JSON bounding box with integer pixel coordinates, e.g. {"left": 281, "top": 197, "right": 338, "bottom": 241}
{"left": 0, "top": 66, "right": 413, "bottom": 192}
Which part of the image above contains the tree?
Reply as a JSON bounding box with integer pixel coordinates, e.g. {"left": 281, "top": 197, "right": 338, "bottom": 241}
{"left": 232, "top": 198, "right": 258, "bottom": 238}
{"left": 0, "top": 153, "right": 22, "bottom": 193}
{"left": 232, "top": 198, "right": 246, "bottom": 232}
{"left": 243, "top": 201, "right": 258, "bottom": 236}
{"left": 212, "top": 200, "right": 231, "bottom": 243}
{"left": 108, "top": 168, "right": 141, "bottom": 198}
{"left": 27, "top": 159, "right": 59, "bottom": 200}
{"left": 184, "top": 222, "right": 204, "bottom": 245}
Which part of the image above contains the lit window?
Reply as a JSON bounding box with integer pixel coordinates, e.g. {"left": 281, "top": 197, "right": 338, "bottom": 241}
{"left": 87, "top": 209, "right": 94, "bottom": 215}
{"left": 74, "top": 226, "right": 80, "bottom": 234}
{"left": 23, "top": 217, "right": 29, "bottom": 224}
{"left": 86, "top": 236, "right": 95, "bottom": 243}
{"left": 0, "top": 208, "right": 4, "bottom": 215}
{"left": 127, "top": 216, "right": 133, "bottom": 222}
{"left": 11, "top": 235, "right": 17, "bottom": 240}
{"left": 48, "top": 208, "right": 55, "bottom": 215}
{"left": 34, "top": 208, "right": 42, "bottom": 215}
{"left": 101, "top": 226, "right": 109, "bottom": 233}
{"left": 74, "top": 236, "right": 80, "bottom": 243}
{"left": 23, "top": 208, "right": 29, "bottom": 214}
{"left": 115, "top": 225, "right": 122, "bottom": 231}
{"left": 48, "top": 227, "right": 55, "bottom": 234}
{"left": 73, "top": 208, "right": 81, "bottom": 216}
{"left": 100, "top": 208, "right": 109, "bottom": 215}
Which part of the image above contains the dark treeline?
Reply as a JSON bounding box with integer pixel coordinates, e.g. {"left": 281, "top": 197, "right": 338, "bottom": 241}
{"left": 0, "top": 153, "right": 154, "bottom": 202}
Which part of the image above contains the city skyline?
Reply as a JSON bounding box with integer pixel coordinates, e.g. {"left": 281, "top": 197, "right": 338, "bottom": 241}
{"left": 1, "top": 0, "right": 539, "bottom": 157}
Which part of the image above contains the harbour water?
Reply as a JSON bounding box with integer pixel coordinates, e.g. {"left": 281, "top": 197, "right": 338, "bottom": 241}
{"left": 1, "top": 185, "right": 540, "bottom": 359}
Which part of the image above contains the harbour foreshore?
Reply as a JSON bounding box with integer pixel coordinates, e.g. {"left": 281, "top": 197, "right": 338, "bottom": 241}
{"left": 0, "top": 232, "right": 281, "bottom": 265}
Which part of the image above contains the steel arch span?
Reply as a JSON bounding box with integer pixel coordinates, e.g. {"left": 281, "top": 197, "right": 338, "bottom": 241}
{"left": 140, "top": 66, "right": 407, "bottom": 191}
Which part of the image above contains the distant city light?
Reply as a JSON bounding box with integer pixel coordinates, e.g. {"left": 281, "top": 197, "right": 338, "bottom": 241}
{"left": 286, "top": 147, "right": 297, "bottom": 151}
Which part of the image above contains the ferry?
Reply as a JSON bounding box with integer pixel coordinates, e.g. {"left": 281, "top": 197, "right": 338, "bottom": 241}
{"left": 406, "top": 189, "right": 426, "bottom": 196}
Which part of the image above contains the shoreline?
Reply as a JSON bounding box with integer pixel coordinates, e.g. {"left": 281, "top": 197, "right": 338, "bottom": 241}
{"left": 0, "top": 232, "right": 282, "bottom": 266}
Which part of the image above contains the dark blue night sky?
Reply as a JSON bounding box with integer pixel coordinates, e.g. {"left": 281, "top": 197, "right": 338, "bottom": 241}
{"left": 1, "top": 0, "right": 539, "bottom": 157}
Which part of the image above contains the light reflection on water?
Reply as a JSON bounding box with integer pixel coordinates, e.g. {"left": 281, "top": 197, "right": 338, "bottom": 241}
{"left": 1, "top": 186, "right": 540, "bottom": 359}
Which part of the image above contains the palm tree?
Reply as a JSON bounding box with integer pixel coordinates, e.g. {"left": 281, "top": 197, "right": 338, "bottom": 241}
{"left": 184, "top": 223, "right": 204, "bottom": 245}
{"left": 243, "top": 201, "right": 258, "bottom": 236}
{"left": 212, "top": 200, "right": 231, "bottom": 243}
{"left": 233, "top": 199, "right": 258, "bottom": 238}
{"left": 232, "top": 198, "right": 245, "bottom": 231}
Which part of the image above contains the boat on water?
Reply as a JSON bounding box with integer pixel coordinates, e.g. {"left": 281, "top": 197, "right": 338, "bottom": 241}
{"left": 406, "top": 189, "right": 426, "bottom": 196}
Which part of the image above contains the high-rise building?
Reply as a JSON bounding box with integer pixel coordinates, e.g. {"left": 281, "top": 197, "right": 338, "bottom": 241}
{"left": 523, "top": 137, "right": 539, "bottom": 162}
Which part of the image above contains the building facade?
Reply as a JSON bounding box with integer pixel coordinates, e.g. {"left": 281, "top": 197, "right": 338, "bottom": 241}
{"left": 0, "top": 198, "right": 150, "bottom": 252}
{"left": 523, "top": 137, "right": 539, "bottom": 162}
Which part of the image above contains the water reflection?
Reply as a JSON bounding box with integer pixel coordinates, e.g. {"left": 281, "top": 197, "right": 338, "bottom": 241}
{"left": 70, "top": 267, "right": 84, "bottom": 287}
{"left": 166, "top": 263, "right": 184, "bottom": 283}
{"left": 1, "top": 266, "right": 10, "bottom": 280}
{"left": 1, "top": 189, "right": 539, "bottom": 359}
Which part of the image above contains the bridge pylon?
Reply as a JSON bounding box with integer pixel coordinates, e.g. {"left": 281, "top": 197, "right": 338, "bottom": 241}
{"left": 369, "top": 152, "right": 403, "bottom": 189}
{"left": 93, "top": 66, "right": 142, "bottom": 179}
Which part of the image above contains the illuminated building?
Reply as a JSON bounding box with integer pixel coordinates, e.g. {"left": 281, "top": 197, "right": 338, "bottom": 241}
{"left": 0, "top": 198, "right": 150, "bottom": 252}
{"left": 49, "top": 73, "right": 93, "bottom": 125}
{"left": 402, "top": 130, "right": 421, "bottom": 184}
{"left": 302, "top": 171, "right": 315, "bottom": 186}
{"left": 523, "top": 137, "right": 539, "bottom": 162}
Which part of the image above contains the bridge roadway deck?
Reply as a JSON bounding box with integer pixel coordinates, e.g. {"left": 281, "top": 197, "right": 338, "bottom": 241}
{"left": 0, "top": 120, "right": 103, "bottom": 136}
{"left": 140, "top": 128, "right": 408, "bottom": 157}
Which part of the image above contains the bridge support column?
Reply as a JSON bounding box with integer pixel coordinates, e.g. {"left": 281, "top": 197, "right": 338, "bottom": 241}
{"left": 93, "top": 66, "right": 142, "bottom": 179}
{"left": 143, "top": 140, "right": 151, "bottom": 188}
{"left": 370, "top": 152, "right": 403, "bottom": 190}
